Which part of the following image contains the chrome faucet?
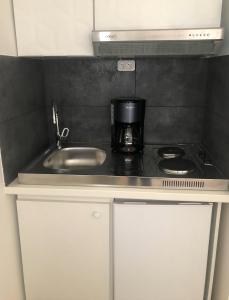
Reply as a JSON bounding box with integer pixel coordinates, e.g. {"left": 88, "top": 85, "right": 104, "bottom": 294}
{"left": 52, "top": 103, "right": 70, "bottom": 149}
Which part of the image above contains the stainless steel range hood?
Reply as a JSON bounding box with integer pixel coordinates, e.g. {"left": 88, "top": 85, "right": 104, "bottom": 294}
{"left": 92, "top": 28, "right": 224, "bottom": 57}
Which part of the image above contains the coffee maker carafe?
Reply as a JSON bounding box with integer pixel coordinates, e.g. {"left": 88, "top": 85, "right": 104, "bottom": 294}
{"left": 111, "top": 98, "right": 146, "bottom": 153}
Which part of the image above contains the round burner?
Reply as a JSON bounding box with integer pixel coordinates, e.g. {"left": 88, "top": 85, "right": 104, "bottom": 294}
{"left": 159, "top": 158, "right": 196, "bottom": 175}
{"left": 158, "top": 146, "right": 185, "bottom": 159}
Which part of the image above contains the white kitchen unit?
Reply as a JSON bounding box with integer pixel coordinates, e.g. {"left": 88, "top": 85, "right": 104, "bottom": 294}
{"left": 0, "top": 0, "right": 17, "bottom": 56}
{"left": 114, "top": 201, "right": 213, "bottom": 300}
{"left": 95, "top": 0, "right": 222, "bottom": 30}
{"left": 6, "top": 183, "right": 227, "bottom": 300}
{"left": 13, "top": 0, "right": 93, "bottom": 56}
{"left": 17, "top": 199, "right": 111, "bottom": 300}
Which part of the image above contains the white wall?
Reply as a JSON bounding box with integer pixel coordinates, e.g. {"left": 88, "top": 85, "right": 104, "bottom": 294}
{"left": 220, "top": 0, "right": 229, "bottom": 55}
{"left": 212, "top": 205, "right": 229, "bottom": 300}
{"left": 0, "top": 0, "right": 17, "bottom": 55}
{"left": 0, "top": 151, "right": 24, "bottom": 300}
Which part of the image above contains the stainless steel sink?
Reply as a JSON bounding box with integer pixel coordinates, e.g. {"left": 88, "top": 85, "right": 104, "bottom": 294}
{"left": 43, "top": 147, "right": 106, "bottom": 170}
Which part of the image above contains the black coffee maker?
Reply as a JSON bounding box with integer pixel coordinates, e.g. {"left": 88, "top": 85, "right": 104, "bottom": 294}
{"left": 111, "top": 98, "right": 146, "bottom": 153}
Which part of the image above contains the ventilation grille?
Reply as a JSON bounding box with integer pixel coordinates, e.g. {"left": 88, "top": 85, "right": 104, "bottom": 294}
{"left": 162, "top": 180, "right": 205, "bottom": 189}
{"left": 93, "top": 41, "right": 219, "bottom": 57}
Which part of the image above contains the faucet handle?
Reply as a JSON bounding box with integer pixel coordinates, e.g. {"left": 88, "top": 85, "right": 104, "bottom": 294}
{"left": 60, "top": 128, "right": 70, "bottom": 139}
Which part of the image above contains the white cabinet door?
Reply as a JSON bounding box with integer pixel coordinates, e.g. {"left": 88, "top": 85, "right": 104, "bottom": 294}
{"left": 0, "top": 0, "right": 17, "bottom": 55}
{"left": 95, "top": 0, "right": 222, "bottom": 30}
{"left": 114, "top": 203, "right": 212, "bottom": 300}
{"left": 17, "top": 200, "right": 111, "bottom": 300}
{"left": 13, "top": 0, "right": 93, "bottom": 56}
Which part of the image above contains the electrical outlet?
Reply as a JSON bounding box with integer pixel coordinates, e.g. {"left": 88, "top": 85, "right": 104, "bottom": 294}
{"left": 117, "top": 60, "right": 135, "bottom": 72}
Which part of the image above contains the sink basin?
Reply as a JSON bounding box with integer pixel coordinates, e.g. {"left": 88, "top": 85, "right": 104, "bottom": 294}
{"left": 43, "top": 147, "right": 106, "bottom": 170}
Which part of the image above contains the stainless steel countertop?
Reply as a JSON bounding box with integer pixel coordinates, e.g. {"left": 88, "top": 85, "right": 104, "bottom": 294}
{"left": 18, "top": 143, "right": 229, "bottom": 191}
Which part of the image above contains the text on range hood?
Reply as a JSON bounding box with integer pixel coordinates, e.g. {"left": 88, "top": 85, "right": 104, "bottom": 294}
{"left": 92, "top": 28, "right": 224, "bottom": 57}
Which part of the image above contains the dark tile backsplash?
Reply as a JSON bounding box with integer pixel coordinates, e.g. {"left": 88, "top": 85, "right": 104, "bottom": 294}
{"left": 203, "top": 56, "right": 229, "bottom": 176}
{"left": 43, "top": 57, "right": 208, "bottom": 144}
{"left": 0, "top": 56, "right": 49, "bottom": 184}
{"left": 0, "top": 58, "right": 45, "bottom": 123}
{"left": 61, "top": 106, "right": 111, "bottom": 144}
{"left": 43, "top": 58, "right": 136, "bottom": 143}
{"left": 0, "top": 108, "right": 48, "bottom": 184}
{"left": 144, "top": 107, "right": 204, "bottom": 144}
{"left": 1, "top": 54, "right": 228, "bottom": 183}
{"left": 43, "top": 59, "right": 135, "bottom": 107}
{"left": 136, "top": 58, "right": 208, "bottom": 107}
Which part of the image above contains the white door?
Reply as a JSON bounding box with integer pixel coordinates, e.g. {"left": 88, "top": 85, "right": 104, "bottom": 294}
{"left": 0, "top": 0, "right": 17, "bottom": 55}
{"left": 17, "top": 200, "right": 111, "bottom": 300}
{"left": 114, "top": 202, "right": 212, "bottom": 300}
{"left": 13, "top": 0, "right": 93, "bottom": 56}
{"left": 95, "top": 0, "right": 222, "bottom": 30}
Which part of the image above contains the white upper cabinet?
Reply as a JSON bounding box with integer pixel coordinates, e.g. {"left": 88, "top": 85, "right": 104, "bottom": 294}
{"left": 95, "top": 0, "right": 222, "bottom": 30}
{"left": 13, "top": 0, "right": 93, "bottom": 56}
{"left": 11, "top": 0, "right": 223, "bottom": 56}
{"left": 0, "top": 0, "right": 17, "bottom": 56}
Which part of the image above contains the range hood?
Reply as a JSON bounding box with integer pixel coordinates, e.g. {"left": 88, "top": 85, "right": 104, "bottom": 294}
{"left": 92, "top": 28, "right": 224, "bottom": 57}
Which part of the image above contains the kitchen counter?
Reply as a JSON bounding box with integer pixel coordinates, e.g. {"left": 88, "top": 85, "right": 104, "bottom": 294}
{"left": 4, "top": 178, "right": 229, "bottom": 203}
{"left": 4, "top": 143, "right": 229, "bottom": 203}
{"left": 17, "top": 143, "right": 229, "bottom": 191}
